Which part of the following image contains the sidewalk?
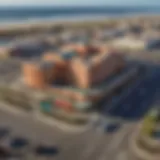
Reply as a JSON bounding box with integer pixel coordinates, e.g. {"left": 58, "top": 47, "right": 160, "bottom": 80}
{"left": 0, "top": 101, "right": 93, "bottom": 134}
{"left": 35, "top": 111, "right": 92, "bottom": 134}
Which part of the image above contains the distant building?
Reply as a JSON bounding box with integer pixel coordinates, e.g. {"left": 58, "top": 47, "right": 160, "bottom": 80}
{"left": 112, "top": 37, "right": 145, "bottom": 51}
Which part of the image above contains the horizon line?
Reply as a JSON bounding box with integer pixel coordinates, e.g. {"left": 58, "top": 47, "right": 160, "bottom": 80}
{"left": 0, "top": 5, "right": 160, "bottom": 7}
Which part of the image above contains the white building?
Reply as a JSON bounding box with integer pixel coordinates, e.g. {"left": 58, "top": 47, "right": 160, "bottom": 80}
{"left": 111, "top": 37, "right": 145, "bottom": 50}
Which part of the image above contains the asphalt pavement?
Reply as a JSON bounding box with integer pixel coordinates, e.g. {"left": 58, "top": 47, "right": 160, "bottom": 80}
{"left": 0, "top": 64, "right": 159, "bottom": 160}
{"left": 0, "top": 109, "right": 134, "bottom": 160}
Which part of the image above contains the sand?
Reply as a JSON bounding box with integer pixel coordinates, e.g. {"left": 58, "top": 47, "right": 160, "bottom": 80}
{"left": 0, "top": 15, "right": 160, "bottom": 37}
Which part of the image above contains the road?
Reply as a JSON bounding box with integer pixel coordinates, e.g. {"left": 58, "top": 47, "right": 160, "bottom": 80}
{"left": 0, "top": 64, "right": 159, "bottom": 160}
{"left": 0, "top": 109, "right": 134, "bottom": 160}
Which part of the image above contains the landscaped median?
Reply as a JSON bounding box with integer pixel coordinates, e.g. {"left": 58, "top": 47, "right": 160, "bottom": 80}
{"left": 0, "top": 94, "right": 94, "bottom": 133}
{"left": 0, "top": 87, "right": 34, "bottom": 116}
{"left": 129, "top": 123, "right": 160, "bottom": 160}
{"left": 0, "top": 85, "right": 93, "bottom": 132}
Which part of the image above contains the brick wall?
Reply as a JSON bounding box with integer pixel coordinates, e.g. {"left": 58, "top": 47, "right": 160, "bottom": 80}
{"left": 69, "top": 58, "right": 90, "bottom": 88}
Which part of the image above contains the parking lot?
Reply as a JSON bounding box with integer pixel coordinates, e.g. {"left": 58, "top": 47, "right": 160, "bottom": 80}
{"left": 0, "top": 63, "right": 159, "bottom": 160}
{"left": 0, "top": 109, "right": 135, "bottom": 160}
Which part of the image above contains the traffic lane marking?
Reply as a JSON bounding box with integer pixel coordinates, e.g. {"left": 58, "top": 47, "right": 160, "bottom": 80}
{"left": 98, "top": 123, "right": 135, "bottom": 160}
{"left": 107, "top": 124, "right": 134, "bottom": 152}
{"left": 86, "top": 134, "right": 113, "bottom": 160}
{"left": 56, "top": 129, "right": 100, "bottom": 160}
{"left": 115, "top": 150, "right": 128, "bottom": 160}
{"left": 81, "top": 132, "right": 112, "bottom": 160}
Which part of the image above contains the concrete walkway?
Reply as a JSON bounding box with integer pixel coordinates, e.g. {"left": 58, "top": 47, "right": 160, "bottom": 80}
{"left": 35, "top": 111, "right": 92, "bottom": 134}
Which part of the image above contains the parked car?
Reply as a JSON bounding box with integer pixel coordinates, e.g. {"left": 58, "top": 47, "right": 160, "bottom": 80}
{"left": 0, "top": 127, "right": 9, "bottom": 140}
{"left": 10, "top": 137, "right": 29, "bottom": 150}
{"left": 34, "top": 145, "right": 59, "bottom": 157}
{"left": 104, "top": 122, "right": 121, "bottom": 133}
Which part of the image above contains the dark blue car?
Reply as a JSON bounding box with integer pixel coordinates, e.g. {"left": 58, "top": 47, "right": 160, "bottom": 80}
{"left": 105, "top": 123, "right": 121, "bottom": 133}
{"left": 10, "top": 137, "right": 29, "bottom": 149}
{"left": 35, "top": 145, "right": 59, "bottom": 157}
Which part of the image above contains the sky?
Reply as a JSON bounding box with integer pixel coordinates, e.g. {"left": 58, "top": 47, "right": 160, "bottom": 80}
{"left": 0, "top": 0, "right": 159, "bottom": 6}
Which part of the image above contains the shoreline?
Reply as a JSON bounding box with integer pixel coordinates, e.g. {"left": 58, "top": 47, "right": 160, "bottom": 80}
{"left": 0, "top": 14, "right": 160, "bottom": 37}
{"left": 0, "top": 13, "right": 159, "bottom": 27}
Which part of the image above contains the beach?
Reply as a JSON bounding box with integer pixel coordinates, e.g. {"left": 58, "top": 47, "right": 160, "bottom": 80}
{"left": 0, "top": 14, "right": 159, "bottom": 38}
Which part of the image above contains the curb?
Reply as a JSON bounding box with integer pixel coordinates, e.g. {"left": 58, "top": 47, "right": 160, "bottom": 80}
{"left": 138, "top": 122, "right": 160, "bottom": 148}
{"left": 129, "top": 123, "right": 160, "bottom": 160}
{"left": 0, "top": 102, "right": 30, "bottom": 117}
{"left": 140, "top": 134, "right": 160, "bottom": 149}
{"left": 0, "top": 102, "right": 93, "bottom": 134}
{"left": 35, "top": 111, "right": 91, "bottom": 134}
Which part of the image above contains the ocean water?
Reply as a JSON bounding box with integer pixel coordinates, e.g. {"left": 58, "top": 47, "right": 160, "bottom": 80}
{"left": 0, "top": 6, "right": 160, "bottom": 25}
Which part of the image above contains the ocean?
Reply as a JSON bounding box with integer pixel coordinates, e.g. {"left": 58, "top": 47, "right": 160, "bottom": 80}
{"left": 0, "top": 6, "right": 160, "bottom": 25}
